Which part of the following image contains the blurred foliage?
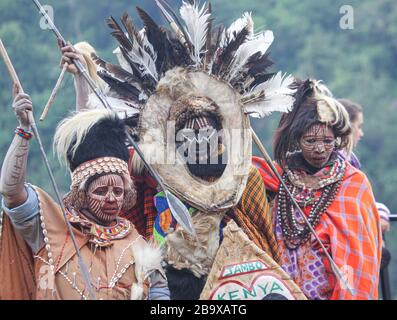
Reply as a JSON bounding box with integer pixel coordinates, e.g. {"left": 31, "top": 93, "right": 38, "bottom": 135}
{"left": 0, "top": 0, "right": 396, "bottom": 296}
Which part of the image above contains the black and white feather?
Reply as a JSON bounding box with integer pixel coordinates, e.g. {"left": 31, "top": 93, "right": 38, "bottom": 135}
{"left": 179, "top": 1, "right": 211, "bottom": 66}
{"left": 243, "top": 72, "right": 296, "bottom": 118}
{"left": 225, "top": 30, "right": 274, "bottom": 82}
{"left": 93, "top": 1, "right": 296, "bottom": 119}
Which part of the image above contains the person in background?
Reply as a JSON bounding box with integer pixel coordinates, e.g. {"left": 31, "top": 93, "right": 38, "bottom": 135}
{"left": 337, "top": 99, "right": 363, "bottom": 169}
{"left": 253, "top": 79, "right": 382, "bottom": 299}
{"left": 338, "top": 98, "right": 391, "bottom": 270}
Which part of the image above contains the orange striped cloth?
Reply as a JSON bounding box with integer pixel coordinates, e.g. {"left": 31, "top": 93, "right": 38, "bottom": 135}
{"left": 252, "top": 156, "right": 382, "bottom": 300}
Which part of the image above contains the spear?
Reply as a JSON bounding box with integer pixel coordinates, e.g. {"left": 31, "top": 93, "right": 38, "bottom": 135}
{"left": 251, "top": 129, "right": 354, "bottom": 294}
{"left": 40, "top": 63, "right": 68, "bottom": 121}
{"left": 0, "top": 38, "right": 97, "bottom": 300}
{"left": 31, "top": 0, "right": 196, "bottom": 237}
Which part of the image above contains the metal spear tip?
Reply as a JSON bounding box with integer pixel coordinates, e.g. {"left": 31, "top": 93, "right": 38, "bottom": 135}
{"left": 165, "top": 190, "right": 196, "bottom": 237}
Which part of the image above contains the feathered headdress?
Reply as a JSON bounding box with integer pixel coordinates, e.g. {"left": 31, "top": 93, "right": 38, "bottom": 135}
{"left": 53, "top": 109, "right": 129, "bottom": 171}
{"left": 273, "top": 79, "right": 353, "bottom": 165}
{"left": 87, "top": 0, "right": 297, "bottom": 212}
{"left": 90, "top": 0, "right": 296, "bottom": 118}
{"left": 54, "top": 110, "right": 136, "bottom": 211}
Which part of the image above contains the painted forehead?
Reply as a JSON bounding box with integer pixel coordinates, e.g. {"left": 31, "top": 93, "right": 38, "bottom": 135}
{"left": 88, "top": 174, "right": 124, "bottom": 189}
{"left": 302, "top": 124, "right": 334, "bottom": 138}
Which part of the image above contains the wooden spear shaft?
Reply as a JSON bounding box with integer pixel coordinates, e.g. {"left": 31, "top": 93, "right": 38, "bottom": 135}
{"left": 40, "top": 63, "right": 68, "bottom": 121}
{"left": 0, "top": 39, "right": 36, "bottom": 126}
{"left": 0, "top": 40, "right": 23, "bottom": 89}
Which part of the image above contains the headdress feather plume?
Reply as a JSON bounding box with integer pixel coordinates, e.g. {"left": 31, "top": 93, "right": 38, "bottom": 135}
{"left": 107, "top": 14, "right": 159, "bottom": 83}
{"left": 53, "top": 110, "right": 113, "bottom": 167}
{"left": 226, "top": 30, "right": 274, "bottom": 82}
{"left": 179, "top": 0, "right": 211, "bottom": 66}
{"left": 93, "top": 1, "right": 296, "bottom": 119}
{"left": 243, "top": 72, "right": 296, "bottom": 117}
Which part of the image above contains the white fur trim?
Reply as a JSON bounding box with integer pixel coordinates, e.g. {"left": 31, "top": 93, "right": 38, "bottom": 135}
{"left": 130, "top": 283, "right": 144, "bottom": 300}
{"left": 131, "top": 149, "right": 145, "bottom": 175}
{"left": 132, "top": 241, "right": 164, "bottom": 283}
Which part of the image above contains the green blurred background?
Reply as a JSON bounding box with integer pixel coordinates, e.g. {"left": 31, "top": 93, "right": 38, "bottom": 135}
{"left": 0, "top": 0, "right": 396, "bottom": 298}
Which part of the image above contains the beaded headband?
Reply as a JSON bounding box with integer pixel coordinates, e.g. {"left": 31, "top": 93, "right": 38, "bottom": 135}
{"left": 71, "top": 157, "right": 129, "bottom": 188}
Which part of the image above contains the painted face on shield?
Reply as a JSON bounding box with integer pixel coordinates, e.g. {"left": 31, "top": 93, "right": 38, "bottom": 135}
{"left": 300, "top": 124, "right": 336, "bottom": 169}
{"left": 86, "top": 174, "right": 125, "bottom": 224}
{"left": 176, "top": 115, "right": 227, "bottom": 179}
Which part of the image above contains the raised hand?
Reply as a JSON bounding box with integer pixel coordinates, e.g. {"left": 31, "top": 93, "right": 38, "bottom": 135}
{"left": 57, "top": 39, "right": 86, "bottom": 74}
{"left": 12, "top": 84, "right": 32, "bottom": 128}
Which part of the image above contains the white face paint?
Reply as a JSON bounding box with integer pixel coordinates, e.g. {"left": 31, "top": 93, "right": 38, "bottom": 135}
{"left": 300, "top": 124, "right": 336, "bottom": 169}
{"left": 86, "top": 174, "right": 124, "bottom": 224}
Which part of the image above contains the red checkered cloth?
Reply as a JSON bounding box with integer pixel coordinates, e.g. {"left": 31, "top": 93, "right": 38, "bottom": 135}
{"left": 252, "top": 156, "right": 382, "bottom": 300}
{"left": 120, "top": 149, "right": 158, "bottom": 240}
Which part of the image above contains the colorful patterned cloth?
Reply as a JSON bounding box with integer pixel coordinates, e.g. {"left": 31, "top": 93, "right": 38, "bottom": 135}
{"left": 152, "top": 167, "right": 280, "bottom": 262}
{"left": 123, "top": 148, "right": 279, "bottom": 262}
{"left": 120, "top": 172, "right": 158, "bottom": 240}
{"left": 152, "top": 192, "right": 198, "bottom": 246}
{"left": 252, "top": 156, "right": 382, "bottom": 300}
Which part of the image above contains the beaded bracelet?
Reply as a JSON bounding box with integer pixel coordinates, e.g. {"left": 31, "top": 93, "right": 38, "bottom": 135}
{"left": 15, "top": 127, "right": 33, "bottom": 140}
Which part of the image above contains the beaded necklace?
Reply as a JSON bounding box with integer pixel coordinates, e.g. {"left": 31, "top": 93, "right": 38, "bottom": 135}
{"left": 277, "top": 157, "right": 346, "bottom": 249}
{"left": 67, "top": 208, "right": 132, "bottom": 247}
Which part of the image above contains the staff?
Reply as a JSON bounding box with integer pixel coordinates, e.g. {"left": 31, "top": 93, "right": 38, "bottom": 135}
{"left": 0, "top": 38, "right": 97, "bottom": 300}
{"left": 31, "top": 0, "right": 195, "bottom": 237}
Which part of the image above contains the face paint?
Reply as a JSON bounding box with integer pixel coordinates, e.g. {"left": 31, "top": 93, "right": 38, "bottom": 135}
{"left": 300, "top": 124, "right": 336, "bottom": 169}
{"left": 176, "top": 115, "right": 227, "bottom": 179}
{"left": 86, "top": 174, "right": 124, "bottom": 224}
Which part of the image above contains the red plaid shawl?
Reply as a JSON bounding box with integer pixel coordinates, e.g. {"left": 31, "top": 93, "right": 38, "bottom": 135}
{"left": 120, "top": 149, "right": 158, "bottom": 239}
{"left": 252, "top": 156, "right": 382, "bottom": 300}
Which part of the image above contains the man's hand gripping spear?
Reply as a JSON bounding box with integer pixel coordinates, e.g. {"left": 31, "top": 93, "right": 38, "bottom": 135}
{"left": 30, "top": 0, "right": 195, "bottom": 238}
{"left": 0, "top": 38, "right": 97, "bottom": 300}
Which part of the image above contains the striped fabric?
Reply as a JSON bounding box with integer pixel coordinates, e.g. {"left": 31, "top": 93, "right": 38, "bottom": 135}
{"left": 252, "top": 156, "right": 382, "bottom": 300}
{"left": 227, "top": 166, "right": 281, "bottom": 263}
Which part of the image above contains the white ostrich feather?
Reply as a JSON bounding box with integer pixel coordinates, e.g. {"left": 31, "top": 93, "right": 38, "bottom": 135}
{"left": 180, "top": 1, "right": 211, "bottom": 66}
{"left": 243, "top": 72, "right": 296, "bottom": 118}
{"left": 220, "top": 12, "right": 253, "bottom": 48}
{"left": 86, "top": 93, "right": 141, "bottom": 117}
{"left": 226, "top": 30, "right": 274, "bottom": 81}
{"left": 125, "top": 29, "right": 158, "bottom": 82}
